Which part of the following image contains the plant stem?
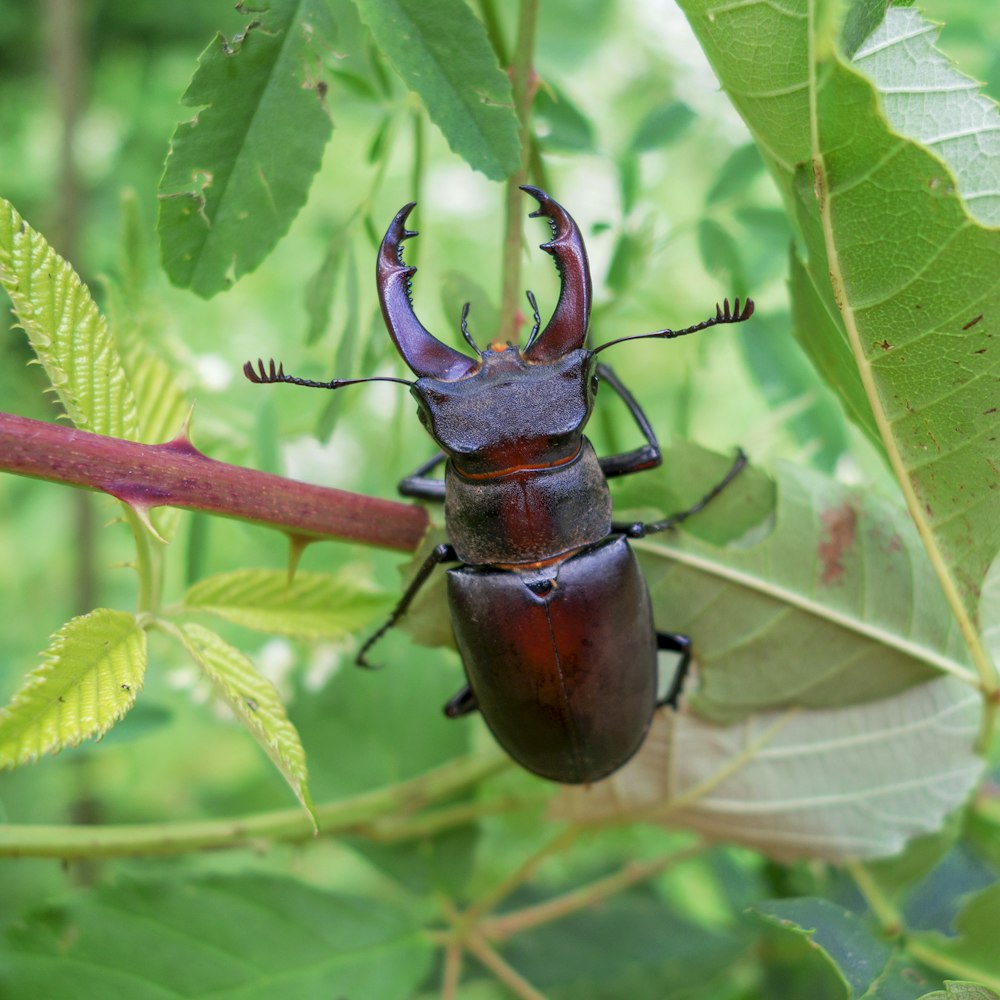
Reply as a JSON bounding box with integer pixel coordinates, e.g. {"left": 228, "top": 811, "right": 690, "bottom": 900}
{"left": 497, "top": 0, "right": 540, "bottom": 343}
{"left": 845, "top": 860, "right": 902, "bottom": 936}
{"left": 0, "top": 752, "right": 508, "bottom": 859}
{"left": 476, "top": 0, "right": 509, "bottom": 68}
{"left": 465, "top": 932, "right": 549, "bottom": 1000}
{"left": 479, "top": 843, "right": 705, "bottom": 942}
{"left": 0, "top": 411, "right": 427, "bottom": 553}
{"left": 464, "top": 825, "right": 580, "bottom": 924}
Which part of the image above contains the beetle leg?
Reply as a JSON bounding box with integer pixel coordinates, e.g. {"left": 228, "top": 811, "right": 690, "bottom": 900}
{"left": 595, "top": 362, "right": 662, "bottom": 479}
{"left": 356, "top": 542, "right": 458, "bottom": 669}
{"left": 443, "top": 686, "right": 478, "bottom": 718}
{"left": 612, "top": 448, "right": 747, "bottom": 538}
{"left": 655, "top": 632, "right": 692, "bottom": 708}
{"left": 398, "top": 451, "right": 447, "bottom": 501}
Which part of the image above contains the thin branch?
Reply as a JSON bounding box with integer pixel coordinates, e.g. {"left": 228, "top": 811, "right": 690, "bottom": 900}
{"left": 480, "top": 843, "right": 706, "bottom": 942}
{"left": 497, "top": 0, "right": 540, "bottom": 343}
{"left": 0, "top": 753, "right": 508, "bottom": 859}
{"left": 0, "top": 411, "right": 428, "bottom": 553}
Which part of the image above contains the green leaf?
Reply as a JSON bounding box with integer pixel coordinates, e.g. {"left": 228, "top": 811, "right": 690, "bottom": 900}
{"left": 705, "top": 142, "right": 765, "bottom": 205}
{"left": 696, "top": 217, "right": 745, "bottom": 286}
{"left": 676, "top": 0, "right": 1000, "bottom": 682}
{"left": 558, "top": 448, "right": 983, "bottom": 860}
{"left": 0, "top": 197, "right": 139, "bottom": 438}
{"left": 352, "top": 0, "right": 520, "bottom": 180}
{"left": 637, "top": 452, "right": 973, "bottom": 721}
{"left": 125, "top": 348, "right": 190, "bottom": 446}
{"left": 0, "top": 610, "right": 146, "bottom": 768}
{"left": 3, "top": 874, "right": 433, "bottom": 999}
{"left": 534, "top": 83, "right": 596, "bottom": 152}
{"left": 751, "top": 898, "right": 925, "bottom": 998}
{"left": 910, "top": 883, "right": 1000, "bottom": 996}
{"left": 178, "top": 623, "right": 315, "bottom": 819}
{"left": 183, "top": 568, "right": 386, "bottom": 640}
{"left": 629, "top": 100, "right": 696, "bottom": 153}
{"left": 304, "top": 224, "right": 349, "bottom": 346}
{"left": 557, "top": 676, "right": 981, "bottom": 861}
{"left": 853, "top": 9, "right": 1000, "bottom": 226}
{"left": 921, "top": 984, "right": 1000, "bottom": 1000}
{"left": 158, "top": 0, "right": 336, "bottom": 297}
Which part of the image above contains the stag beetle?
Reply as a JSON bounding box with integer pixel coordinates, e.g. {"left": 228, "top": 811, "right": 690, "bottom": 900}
{"left": 246, "top": 187, "right": 753, "bottom": 784}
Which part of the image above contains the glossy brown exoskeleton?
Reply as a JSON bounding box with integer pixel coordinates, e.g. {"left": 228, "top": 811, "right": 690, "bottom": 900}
{"left": 246, "top": 187, "right": 753, "bottom": 784}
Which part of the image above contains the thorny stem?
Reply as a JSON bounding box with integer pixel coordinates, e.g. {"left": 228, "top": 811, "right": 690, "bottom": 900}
{"left": 0, "top": 411, "right": 428, "bottom": 554}
{"left": 497, "top": 0, "right": 540, "bottom": 344}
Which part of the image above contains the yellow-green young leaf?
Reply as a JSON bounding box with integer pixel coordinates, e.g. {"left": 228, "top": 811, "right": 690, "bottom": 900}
{"left": 183, "top": 568, "right": 387, "bottom": 640}
{"left": 0, "top": 610, "right": 146, "bottom": 769}
{"left": 124, "top": 345, "right": 190, "bottom": 447}
{"left": 178, "top": 623, "right": 315, "bottom": 823}
{"left": 0, "top": 197, "right": 138, "bottom": 438}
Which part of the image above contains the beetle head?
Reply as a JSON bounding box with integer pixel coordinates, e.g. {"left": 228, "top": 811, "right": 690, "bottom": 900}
{"left": 376, "top": 189, "right": 598, "bottom": 474}
{"left": 411, "top": 345, "right": 599, "bottom": 474}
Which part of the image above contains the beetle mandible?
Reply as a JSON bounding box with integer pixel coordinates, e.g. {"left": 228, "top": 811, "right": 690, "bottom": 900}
{"left": 246, "top": 186, "right": 753, "bottom": 784}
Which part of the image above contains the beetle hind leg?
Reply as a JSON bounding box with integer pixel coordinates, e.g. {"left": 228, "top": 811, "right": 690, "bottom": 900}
{"left": 443, "top": 685, "right": 478, "bottom": 718}
{"left": 655, "top": 631, "right": 692, "bottom": 708}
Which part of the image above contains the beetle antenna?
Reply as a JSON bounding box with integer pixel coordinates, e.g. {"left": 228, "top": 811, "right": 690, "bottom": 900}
{"left": 243, "top": 358, "right": 414, "bottom": 390}
{"left": 592, "top": 297, "right": 755, "bottom": 356}
{"left": 523, "top": 290, "right": 542, "bottom": 350}
{"left": 459, "top": 302, "right": 481, "bottom": 354}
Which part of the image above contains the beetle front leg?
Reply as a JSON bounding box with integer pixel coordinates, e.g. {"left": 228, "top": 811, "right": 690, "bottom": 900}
{"left": 595, "top": 362, "right": 662, "bottom": 479}
{"left": 656, "top": 631, "right": 692, "bottom": 708}
{"left": 398, "top": 451, "right": 447, "bottom": 501}
{"left": 356, "top": 542, "right": 458, "bottom": 668}
{"left": 613, "top": 448, "right": 747, "bottom": 538}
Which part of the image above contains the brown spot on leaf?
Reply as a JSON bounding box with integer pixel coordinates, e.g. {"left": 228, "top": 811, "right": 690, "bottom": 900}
{"left": 963, "top": 314, "right": 983, "bottom": 330}
{"left": 819, "top": 504, "right": 857, "bottom": 586}
{"left": 876, "top": 339, "right": 891, "bottom": 351}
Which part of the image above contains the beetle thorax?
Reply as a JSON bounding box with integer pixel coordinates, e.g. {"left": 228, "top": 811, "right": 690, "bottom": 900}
{"left": 412, "top": 347, "right": 596, "bottom": 477}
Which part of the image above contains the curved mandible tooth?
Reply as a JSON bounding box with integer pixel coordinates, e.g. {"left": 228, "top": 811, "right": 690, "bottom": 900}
{"left": 520, "top": 186, "right": 592, "bottom": 362}
{"left": 377, "top": 203, "right": 478, "bottom": 380}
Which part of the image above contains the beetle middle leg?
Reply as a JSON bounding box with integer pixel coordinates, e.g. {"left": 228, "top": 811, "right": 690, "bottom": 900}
{"left": 356, "top": 541, "right": 458, "bottom": 668}
{"left": 655, "top": 632, "right": 692, "bottom": 708}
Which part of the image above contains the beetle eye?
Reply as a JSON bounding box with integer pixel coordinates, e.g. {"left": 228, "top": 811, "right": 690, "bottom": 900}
{"left": 590, "top": 374, "right": 600, "bottom": 394}
{"left": 417, "top": 408, "right": 429, "bottom": 427}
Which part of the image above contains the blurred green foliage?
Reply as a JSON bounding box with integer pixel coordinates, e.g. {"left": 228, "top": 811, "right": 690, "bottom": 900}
{"left": 1, "top": 2, "right": 999, "bottom": 998}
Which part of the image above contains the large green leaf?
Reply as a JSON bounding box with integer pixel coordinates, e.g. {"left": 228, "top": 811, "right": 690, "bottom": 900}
{"left": 676, "top": 0, "right": 999, "bottom": 685}
{"left": 158, "top": 0, "right": 336, "bottom": 297}
{"left": 557, "top": 449, "right": 982, "bottom": 860}
{"left": 910, "top": 883, "right": 1000, "bottom": 996}
{"left": 1, "top": 874, "right": 433, "bottom": 999}
{"left": 352, "top": 0, "right": 520, "bottom": 180}
{"left": 0, "top": 610, "right": 146, "bottom": 768}
{"left": 557, "top": 677, "right": 981, "bottom": 861}
{"left": 0, "top": 198, "right": 138, "bottom": 438}
{"left": 852, "top": 9, "right": 1000, "bottom": 227}
{"left": 178, "top": 623, "right": 315, "bottom": 818}
{"left": 633, "top": 452, "right": 973, "bottom": 722}
{"left": 751, "top": 898, "right": 930, "bottom": 998}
